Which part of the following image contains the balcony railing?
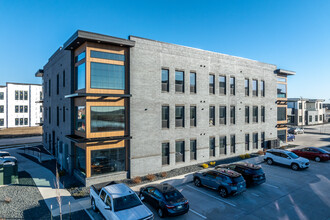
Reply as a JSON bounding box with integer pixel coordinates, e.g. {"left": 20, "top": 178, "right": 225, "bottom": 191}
{"left": 162, "top": 83, "right": 169, "bottom": 92}
{"left": 190, "top": 119, "right": 196, "bottom": 127}
{"left": 162, "top": 156, "right": 169, "bottom": 165}
{"left": 175, "top": 119, "right": 184, "bottom": 127}
{"left": 175, "top": 84, "right": 184, "bottom": 92}
{"left": 230, "top": 117, "right": 235, "bottom": 124}
{"left": 162, "top": 120, "right": 169, "bottom": 128}
{"left": 219, "top": 118, "right": 226, "bottom": 125}
{"left": 230, "top": 145, "right": 235, "bottom": 153}
{"left": 220, "top": 147, "right": 226, "bottom": 155}
{"left": 190, "top": 86, "right": 196, "bottom": 93}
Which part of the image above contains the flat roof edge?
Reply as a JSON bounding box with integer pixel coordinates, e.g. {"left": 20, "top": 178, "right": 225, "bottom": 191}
{"left": 275, "top": 69, "right": 296, "bottom": 75}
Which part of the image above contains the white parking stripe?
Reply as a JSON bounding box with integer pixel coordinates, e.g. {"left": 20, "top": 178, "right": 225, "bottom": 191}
{"left": 190, "top": 209, "right": 207, "bottom": 219}
{"left": 264, "top": 183, "right": 279, "bottom": 189}
{"left": 84, "top": 208, "right": 95, "bottom": 220}
{"left": 186, "top": 185, "right": 236, "bottom": 207}
{"left": 251, "top": 193, "right": 260, "bottom": 197}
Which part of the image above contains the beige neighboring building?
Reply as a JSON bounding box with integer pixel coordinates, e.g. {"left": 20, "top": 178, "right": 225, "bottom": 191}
{"left": 287, "top": 98, "right": 325, "bottom": 126}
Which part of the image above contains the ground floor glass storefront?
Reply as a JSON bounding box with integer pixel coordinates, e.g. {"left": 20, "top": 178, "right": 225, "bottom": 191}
{"left": 91, "top": 147, "right": 125, "bottom": 176}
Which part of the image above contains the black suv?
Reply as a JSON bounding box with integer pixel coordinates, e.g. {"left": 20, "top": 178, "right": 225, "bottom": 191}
{"left": 216, "top": 162, "right": 266, "bottom": 186}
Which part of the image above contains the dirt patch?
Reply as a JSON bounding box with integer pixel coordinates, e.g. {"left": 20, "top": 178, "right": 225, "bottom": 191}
{"left": 0, "top": 126, "right": 43, "bottom": 139}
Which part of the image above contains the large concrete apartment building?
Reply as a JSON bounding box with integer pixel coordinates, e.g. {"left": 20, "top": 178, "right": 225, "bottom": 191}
{"left": 36, "top": 30, "right": 294, "bottom": 186}
{"left": 0, "top": 82, "right": 43, "bottom": 128}
{"left": 287, "top": 98, "right": 325, "bottom": 126}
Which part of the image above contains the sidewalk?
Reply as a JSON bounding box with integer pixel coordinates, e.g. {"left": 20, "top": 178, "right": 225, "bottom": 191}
{"left": 0, "top": 136, "right": 42, "bottom": 147}
{"left": 6, "top": 146, "right": 88, "bottom": 217}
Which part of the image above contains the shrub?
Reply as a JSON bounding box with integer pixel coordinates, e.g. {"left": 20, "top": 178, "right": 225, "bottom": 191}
{"left": 201, "top": 163, "right": 209, "bottom": 169}
{"left": 132, "top": 176, "right": 142, "bottom": 184}
{"left": 245, "top": 153, "right": 251, "bottom": 158}
{"left": 146, "top": 174, "right": 156, "bottom": 181}
{"left": 239, "top": 154, "right": 246, "bottom": 159}
{"left": 4, "top": 197, "right": 11, "bottom": 203}
{"left": 209, "top": 161, "right": 216, "bottom": 166}
{"left": 160, "top": 172, "right": 167, "bottom": 178}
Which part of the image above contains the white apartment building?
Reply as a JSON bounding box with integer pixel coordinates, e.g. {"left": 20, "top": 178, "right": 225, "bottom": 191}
{"left": 0, "top": 82, "right": 43, "bottom": 128}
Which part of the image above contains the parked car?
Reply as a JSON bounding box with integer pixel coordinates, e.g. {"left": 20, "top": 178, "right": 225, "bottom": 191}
{"left": 139, "top": 183, "right": 189, "bottom": 218}
{"left": 264, "top": 149, "right": 310, "bottom": 170}
{"left": 288, "top": 127, "right": 304, "bottom": 135}
{"left": 287, "top": 134, "right": 295, "bottom": 142}
{"left": 0, "top": 151, "right": 10, "bottom": 157}
{"left": 193, "top": 168, "right": 246, "bottom": 198}
{"left": 291, "top": 147, "right": 330, "bottom": 162}
{"left": 216, "top": 162, "right": 266, "bottom": 186}
{"left": 90, "top": 182, "right": 153, "bottom": 220}
{"left": 0, "top": 151, "right": 17, "bottom": 164}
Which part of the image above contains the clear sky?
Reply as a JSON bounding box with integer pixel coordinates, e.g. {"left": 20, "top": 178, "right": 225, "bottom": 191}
{"left": 0, "top": 0, "right": 329, "bottom": 101}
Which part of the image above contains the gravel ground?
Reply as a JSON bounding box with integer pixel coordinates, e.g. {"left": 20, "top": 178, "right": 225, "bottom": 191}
{"left": 0, "top": 171, "right": 51, "bottom": 219}
{"left": 67, "top": 154, "right": 258, "bottom": 199}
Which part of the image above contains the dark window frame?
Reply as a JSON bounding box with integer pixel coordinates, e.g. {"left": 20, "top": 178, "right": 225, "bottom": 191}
{"left": 162, "top": 106, "right": 169, "bottom": 129}
{"left": 161, "top": 69, "right": 169, "bottom": 92}
{"left": 219, "top": 75, "right": 226, "bottom": 95}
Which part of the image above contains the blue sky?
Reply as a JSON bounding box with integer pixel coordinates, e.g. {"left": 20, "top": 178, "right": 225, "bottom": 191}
{"left": 0, "top": 0, "right": 329, "bottom": 101}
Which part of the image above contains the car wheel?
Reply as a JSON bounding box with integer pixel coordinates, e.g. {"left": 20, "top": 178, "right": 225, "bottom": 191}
{"left": 219, "top": 187, "right": 228, "bottom": 198}
{"left": 91, "top": 198, "right": 98, "bottom": 212}
{"left": 291, "top": 163, "right": 299, "bottom": 171}
{"left": 315, "top": 156, "right": 321, "bottom": 162}
{"left": 194, "top": 178, "right": 202, "bottom": 187}
{"left": 266, "top": 158, "right": 273, "bottom": 165}
{"left": 157, "top": 208, "right": 164, "bottom": 218}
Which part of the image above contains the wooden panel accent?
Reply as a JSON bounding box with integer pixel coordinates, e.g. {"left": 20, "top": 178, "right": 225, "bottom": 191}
{"left": 87, "top": 42, "right": 126, "bottom": 54}
{"left": 74, "top": 43, "right": 87, "bottom": 57}
{"left": 89, "top": 58, "right": 124, "bottom": 65}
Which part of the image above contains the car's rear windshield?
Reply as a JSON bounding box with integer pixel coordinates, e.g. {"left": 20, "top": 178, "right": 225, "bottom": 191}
{"left": 246, "top": 168, "right": 264, "bottom": 175}
{"left": 164, "top": 190, "right": 183, "bottom": 202}
{"left": 1, "top": 153, "right": 10, "bottom": 157}
{"left": 113, "top": 194, "right": 142, "bottom": 212}
{"left": 288, "top": 152, "right": 299, "bottom": 159}
{"left": 318, "top": 148, "right": 329, "bottom": 154}
{"left": 232, "top": 176, "right": 244, "bottom": 183}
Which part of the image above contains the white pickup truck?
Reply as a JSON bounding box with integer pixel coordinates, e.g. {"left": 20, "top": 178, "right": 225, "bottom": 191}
{"left": 90, "top": 182, "right": 154, "bottom": 220}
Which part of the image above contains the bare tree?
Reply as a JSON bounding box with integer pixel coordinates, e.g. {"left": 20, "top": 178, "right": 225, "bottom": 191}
{"left": 54, "top": 163, "right": 62, "bottom": 220}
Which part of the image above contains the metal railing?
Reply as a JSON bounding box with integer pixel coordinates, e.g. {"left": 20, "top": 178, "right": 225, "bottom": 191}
{"left": 24, "top": 146, "right": 42, "bottom": 162}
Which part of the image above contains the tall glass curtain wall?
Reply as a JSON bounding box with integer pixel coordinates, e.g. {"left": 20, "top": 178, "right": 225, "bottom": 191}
{"left": 91, "top": 106, "right": 125, "bottom": 132}
{"left": 91, "top": 148, "right": 125, "bottom": 176}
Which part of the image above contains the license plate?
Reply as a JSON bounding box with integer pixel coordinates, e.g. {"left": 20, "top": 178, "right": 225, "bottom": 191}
{"left": 177, "top": 205, "right": 182, "bottom": 209}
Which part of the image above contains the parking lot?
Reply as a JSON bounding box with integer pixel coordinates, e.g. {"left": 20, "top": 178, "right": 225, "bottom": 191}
{"left": 86, "top": 146, "right": 330, "bottom": 220}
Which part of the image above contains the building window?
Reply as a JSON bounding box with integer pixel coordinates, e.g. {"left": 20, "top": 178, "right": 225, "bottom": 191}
{"left": 0, "top": 92, "right": 3, "bottom": 100}
{"left": 209, "top": 106, "right": 215, "bottom": 126}
{"left": 55, "top": 74, "right": 59, "bottom": 95}
{"left": 245, "top": 106, "right": 250, "bottom": 123}
{"left": 24, "top": 106, "right": 28, "bottom": 113}
{"left": 230, "top": 135, "right": 235, "bottom": 153}
{"left": 49, "top": 107, "right": 51, "bottom": 124}
{"left": 15, "top": 91, "right": 18, "bottom": 100}
{"left": 49, "top": 80, "right": 51, "bottom": 97}
{"left": 175, "top": 71, "right": 184, "bottom": 93}
{"left": 209, "top": 137, "right": 215, "bottom": 157}
{"left": 209, "top": 74, "right": 215, "bottom": 94}
{"left": 20, "top": 106, "right": 23, "bottom": 113}
{"left": 20, "top": 118, "right": 23, "bottom": 125}
{"left": 230, "top": 106, "right": 235, "bottom": 124}
{"left": 319, "top": 103, "right": 322, "bottom": 109}
{"left": 219, "top": 76, "right": 226, "bottom": 95}
{"left": 190, "top": 72, "right": 196, "bottom": 93}
{"left": 252, "top": 80, "right": 258, "bottom": 96}
{"left": 15, "top": 118, "right": 18, "bottom": 125}
{"left": 299, "top": 116, "right": 303, "bottom": 123}
{"left": 0, "top": 105, "right": 3, "bottom": 113}
{"left": 253, "top": 106, "right": 258, "bottom": 123}
{"left": 175, "top": 106, "right": 184, "bottom": 128}
{"left": 75, "top": 51, "right": 86, "bottom": 63}
{"left": 190, "top": 106, "right": 196, "bottom": 127}
{"left": 24, "top": 118, "right": 28, "bottom": 125}
{"left": 75, "top": 146, "right": 86, "bottom": 176}
{"left": 24, "top": 91, "right": 28, "bottom": 100}
{"left": 0, "top": 119, "right": 4, "bottom": 126}
{"left": 63, "top": 106, "right": 65, "bottom": 122}
{"left": 315, "top": 115, "right": 318, "bottom": 122}
{"left": 20, "top": 91, "right": 23, "bottom": 100}
{"left": 162, "top": 69, "right": 169, "bottom": 92}
{"left": 175, "top": 141, "right": 185, "bottom": 162}
{"left": 91, "top": 106, "right": 125, "bottom": 132}
{"left": 90, "top": 62, "right": 124, "bottom": 90}
{"left": 299, "top": 103, "right": 302, "bottom": 109}
{"left": 277, "top": 84, "right": 286, "bottom": 98}
{"left": 277, "top": 107, "right": 286, "bottom": 121}
{"left": 230, "top": 77, "right": 235, "bottom": 95}
{"left": 40, "top": 91, "right": 43, "bottom": 100}
{"left": 162, "top": 143, "right": 170, "bottom": 165}
{"left": 162, "top": 106, "right": 169, "bottom": 129}
{"left": 90, "top": 148, "right": 125, "bottom": 176}
{"left": 219, "top": 106, "right": 226, "bottom": 125}
{"left": 190, "top": 140, "right": 197, "bottom": 160}
{"left": 253, "top": 133, "right": 258, "bottom": 149}
{"left": 90, "top": 50, "right": 125, "bottom": 61}
{"left": 277, "top": 130, "right": 286, "bottom": 143}
{"left": 57, "top": 106, "right": 59, "bottom": 126}
{"left": 320, "top": 115, "right": 322, "bottom": 121}
{"left": 15, "top": 105, "right": 18, "bottom": 113}
{"left": 40, "top": 106, "right": 43, "bottom": 113}
{"left": 245, "top": 78, "right": 249, "bottom": 96}
{"left": 261, "top": 132, "right": 265, "bottom": 149}
{"left": 63, "top": 70, "right": 65, "bottom": 87}
{"left": 245, "top": 134, "right": 250, "bottom": 151}
{"left": 75, "top": 106, "right": 85, "bottom": 132}
{"left": 261, "top": 80, "right": 265, "bottom": 97}
{"left": 309, "top": 115, "right": 312, "bottom": 122}
{"left": 220, "top": 136, "right": 226, "bottom": 155}
{"left": 261, "top": 106, "right": 265, "bottom": 122}
{"left": 277, "top": 77, "right": 286, "bottom": 82}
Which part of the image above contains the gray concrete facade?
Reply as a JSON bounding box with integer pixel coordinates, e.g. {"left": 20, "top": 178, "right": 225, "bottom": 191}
{"left": 129, "top": 36, "right": 278, "bottom": 177}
